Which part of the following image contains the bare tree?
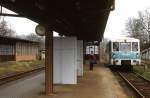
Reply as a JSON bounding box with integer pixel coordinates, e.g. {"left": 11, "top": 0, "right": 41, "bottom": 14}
{"left": 100, "top": 38, "right": 108, "bottom": 62}
{"left": 25, "top": 33, "right": 44, "bottom": 42}
{"left": 124, "top": 8, "right": 150, "bottom": 50}
{"left": 138, "top": 10, "right": 150, "bottom": 43}
{"left": 125, "top": 18, "right": 144, "bottom": 42}
{"left": 0, "top": 17, "right": 16, "bottom": 37}
{"left": 26, "top": 33, "right": 45, "bottom": 50}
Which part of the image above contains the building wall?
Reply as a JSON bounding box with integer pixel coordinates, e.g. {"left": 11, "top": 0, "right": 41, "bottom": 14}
{"left": 16, "top": 55, "right": 37, "bottom": 61}
{"left": 0, "top": 44, "right": 16, "bottom": 62}
{"left": 0, "top": 55, "right": 15, "bottom": 62}
{"left": 15, "top": 42, "right": 39, "bottom": 61}
{"left": 0, "top": 37, "right": 39, "bottom": 62}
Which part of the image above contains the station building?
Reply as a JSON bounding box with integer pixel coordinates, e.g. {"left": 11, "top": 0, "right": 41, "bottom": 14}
{"left": 0, "top": 36, "right": 39, "bottom": 62}
{"left": 0, "top": 0, "right": 115, "bottom": 95}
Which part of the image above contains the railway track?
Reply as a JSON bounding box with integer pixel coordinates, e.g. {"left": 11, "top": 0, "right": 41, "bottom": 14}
{"left": 118, "top": 72, "right": 150, "bottom": 98}
{"left": 0, "top": 66, "right": 44, "bottom": 85}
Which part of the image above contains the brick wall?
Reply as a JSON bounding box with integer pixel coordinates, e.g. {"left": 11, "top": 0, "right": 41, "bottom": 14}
{"left": 0, "top": 55, "right": 15, "bottom": 62}
{"left": 16, "top": 55, "right": 37, "bottom": 61}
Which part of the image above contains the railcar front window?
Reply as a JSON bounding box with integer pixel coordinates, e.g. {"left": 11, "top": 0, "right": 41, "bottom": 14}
{"left": 113, "top": 42, "right": 119, "bottom": 51}
{"left": 120, "top": 42, "right": 131, "bottom": 51}
{"left": 132, "top": 42, "right": 138, "bottom": 51}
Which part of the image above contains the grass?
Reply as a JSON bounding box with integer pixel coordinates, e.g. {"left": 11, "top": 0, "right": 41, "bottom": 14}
{"left": 0, "top": 60, "right": 44, "bottom": 77}
{"left": 133, "top": 65, "right": 150, "bottom": 80}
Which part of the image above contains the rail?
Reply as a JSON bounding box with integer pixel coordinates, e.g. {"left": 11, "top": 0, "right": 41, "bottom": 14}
{"left": 118, "top": 72, "right": 150, "bottom": 98}
{"left": 0, "top": 66, "right": 44, "bottom": 85}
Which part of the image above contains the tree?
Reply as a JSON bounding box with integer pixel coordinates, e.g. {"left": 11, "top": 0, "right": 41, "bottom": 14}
{"left": 26, "top": 33, "right": 45, "bottom": 50}
{"left": 0, "top": 17, "right": 16, "bottom": 37}
{"left": 138, "top": 10, "right": 150, "bottom": 43}
{"left": 100, "top": 38, "right": 108, "bottom": 62}
{"left": 124, "top": 8, "right": 150, "bottom": 50}
{"left": 25, "top": 33, "right": 44, "bottom": 42}
{"left": 125, "top": 18, "right": 145, "bottom": 43}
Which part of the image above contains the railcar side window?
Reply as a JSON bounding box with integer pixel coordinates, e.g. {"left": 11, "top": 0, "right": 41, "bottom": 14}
{"left": 113, "top": 42, "right": 119, "bottom": 51}
{"left": 132, "top": 42, "right": 138, "bottom": 51}
{"left": 86, "top": 46, "right": 90, "bottom": 54}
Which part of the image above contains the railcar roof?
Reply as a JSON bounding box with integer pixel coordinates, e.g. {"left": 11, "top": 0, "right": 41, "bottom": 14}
{"left": 110, "top": 37, "right": 140, "bottom": 42}
{"left": 0, "top": 36, "right": 39, "bottom": 44}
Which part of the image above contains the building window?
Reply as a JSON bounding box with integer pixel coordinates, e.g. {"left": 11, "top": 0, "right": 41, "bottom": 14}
{"left": 0, "top": 44, "right": 14, "bottom": 55}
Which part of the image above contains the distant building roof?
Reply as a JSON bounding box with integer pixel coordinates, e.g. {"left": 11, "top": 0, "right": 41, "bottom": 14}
{"left": 0, "top": 35, "right": 39, "bottom": 44}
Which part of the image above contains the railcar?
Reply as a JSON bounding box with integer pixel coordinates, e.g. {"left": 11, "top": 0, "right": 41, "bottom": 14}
{"left": 84, "top": 42, "right": 99, "bottom": 62}
{"left": 106, "top": 37, "right": 141, "bottom": 70}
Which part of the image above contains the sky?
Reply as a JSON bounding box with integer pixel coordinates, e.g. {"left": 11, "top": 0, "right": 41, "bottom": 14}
{"left": 1, "top": 8, "right": 37, "bottom": 35}
{"left": 3, "top": 9, "right": 59, "bottom": 36}
{"left": 2, "top": 0, "right": 150, "bottom": 38}
{"left": 104, "top": 0, "right": 150, "bottom": 39}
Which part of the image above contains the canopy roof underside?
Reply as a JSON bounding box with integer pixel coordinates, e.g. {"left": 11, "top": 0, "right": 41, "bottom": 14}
{"left": 1, "top": 0, "right": 114, "bottom": 41}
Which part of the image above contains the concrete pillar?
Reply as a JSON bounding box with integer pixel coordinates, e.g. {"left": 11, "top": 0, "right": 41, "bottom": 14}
{"left": 94, "top": 45, "right": 95, "bottom": 54}
{"left": 98, "top": 43, "right": 101, "bottom": 63}
{"left": 45, "top": 29, "right": 53, "bottom": 95}
{"left": 83, "top": 41, "right": 85, "bottom": 64}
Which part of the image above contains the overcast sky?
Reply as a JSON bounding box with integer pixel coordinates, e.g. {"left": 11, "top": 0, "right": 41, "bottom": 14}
{"left": 104, "top": 0, "right": 150, "bottom": 39}
{"left": 2, "top": 0, "right": 150, "bottom": 38}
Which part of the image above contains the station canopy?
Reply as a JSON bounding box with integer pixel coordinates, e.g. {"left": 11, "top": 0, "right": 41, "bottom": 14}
{"left": 1, "top": 0, "right": 114, "bottom": 41}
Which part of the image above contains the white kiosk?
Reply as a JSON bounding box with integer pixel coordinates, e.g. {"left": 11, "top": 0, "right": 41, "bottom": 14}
{"left": 53, "top": 37, "right": 84, "bottom": 84}
{"left": 53, "top": 37, "right": 77, "bottom": 84}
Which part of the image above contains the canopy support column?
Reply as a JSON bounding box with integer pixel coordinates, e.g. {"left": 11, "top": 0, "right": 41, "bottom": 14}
{"left": 45, "top": 29, "right": 53, "bottom": 95}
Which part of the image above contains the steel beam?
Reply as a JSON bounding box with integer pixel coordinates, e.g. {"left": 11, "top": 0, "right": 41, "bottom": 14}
{"left": 45, "top": 28, "right": 53, "bottom": 95}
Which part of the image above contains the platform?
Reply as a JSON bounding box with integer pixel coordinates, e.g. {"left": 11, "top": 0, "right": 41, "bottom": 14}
{"left": 0, "top": 64, "right": 129, "bottom": 98}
